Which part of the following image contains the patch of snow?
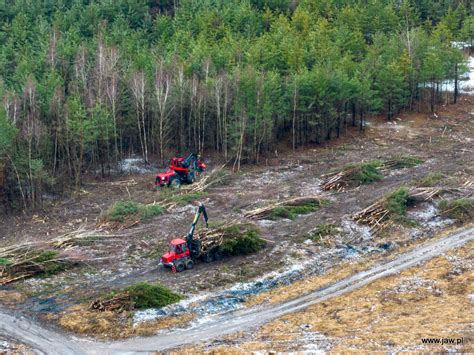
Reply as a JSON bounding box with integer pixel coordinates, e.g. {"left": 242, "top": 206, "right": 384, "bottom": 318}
{"left": 118, "top": 157, "right": 156, "bottom": 174}
{"left": 407, "top": 203, "right": 455, "bottom": 230}
{"left": 256, "top": 219, "right": 276, "bottom": 227}
{"left": 132, "top": 239, "right": 385, "bottom": 326}
{"left": 238, "top": 169, "right": 298, "bottom": 188}
{"left": 393, "top": 276, "right": 437, "bottom": 293}
{"left": 298, "top": 178, "right": 323, "bottom": 196}
{"left": 422, "top": 56, "right": 474, "bottom": 95}
{"left": 341, "top": 219, "right": 372, "bottom": 241}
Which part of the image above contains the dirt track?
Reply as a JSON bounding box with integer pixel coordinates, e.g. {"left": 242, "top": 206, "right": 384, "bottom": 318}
{"left": 1, "top": 227, "right": 472, "bottom": 354}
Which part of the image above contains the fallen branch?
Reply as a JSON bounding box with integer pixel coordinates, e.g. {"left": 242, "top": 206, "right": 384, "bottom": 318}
{"left": 0, "top": 228, "right": 120, "bottom": 284}
{"left": 244, "top": 196, "right": 326, "bottom": 220}
{"left": 90, "top": 293, "right": 134, "bottom": 312}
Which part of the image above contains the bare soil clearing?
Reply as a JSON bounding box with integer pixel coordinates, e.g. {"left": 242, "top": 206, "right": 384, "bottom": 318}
{"left": 0, "top": 96, "right": 472, "bottom": 350}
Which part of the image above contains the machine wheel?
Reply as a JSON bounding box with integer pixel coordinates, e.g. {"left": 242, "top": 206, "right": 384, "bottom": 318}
{"left": 187, "top": 173, "right": 195, "bottom": 184}
{"left": 185, "top": 259, "right": 194, "bottom": 270}
{"left": 170, "top": 178, "right": 181, "bottom": 189}
{"left": 190, "top": 240, "right": 201, "bottom": 258}
{"left": 213, "top": 249, "right": 222, "bottom": 261}
{"left": 175, "top": 261, "right": 185, "bottom": 272}
{"left": 203, "top": 252, "right": 214, "bottom": 263}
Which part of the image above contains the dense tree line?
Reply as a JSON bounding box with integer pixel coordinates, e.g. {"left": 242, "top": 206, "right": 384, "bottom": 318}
{"left": 0, "top": 0, "right": 472, "bottom": 209}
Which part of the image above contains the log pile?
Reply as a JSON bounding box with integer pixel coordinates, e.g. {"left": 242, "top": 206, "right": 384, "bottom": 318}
{"left": 244, "top": 196, "right": 325, "bottom": 220}
{"left": 351, "top": 200, "right": 391, "bottom": 230}
{"left": 352, "top": 187, "right": 443, "bottom": 231}
{"left": 194, "top": 228, "right": 225, "bottom": 254}
{"left": 89, "top": 293, "right": 134, "bottom": 312}
{"left": 320, "top": 168, "right": 359, "bottom": 191}
{"left": 320, "top": 157, "right": 423, "bottom": 191}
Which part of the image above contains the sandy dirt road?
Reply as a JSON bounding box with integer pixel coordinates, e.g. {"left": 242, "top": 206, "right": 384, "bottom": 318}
{"left": 1, "top": 227, "right": 472, "bottom": 354}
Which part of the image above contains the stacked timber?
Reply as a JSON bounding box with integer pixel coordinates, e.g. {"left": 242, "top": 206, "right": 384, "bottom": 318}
{"left": 352, "top": 187, "right": 443, "bottom": 231}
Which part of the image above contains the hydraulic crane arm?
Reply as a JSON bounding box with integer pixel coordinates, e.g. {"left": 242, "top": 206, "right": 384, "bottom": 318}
{"left": 183, "top": 153, "right": 197, "bottom": 168}
{"left": 186, "top": 203, "right": 208, "bottom": 244}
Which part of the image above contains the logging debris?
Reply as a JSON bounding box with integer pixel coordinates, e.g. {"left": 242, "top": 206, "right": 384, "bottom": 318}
{"left": 321, "top": 156, "right": 423, "bottom": 191}
{"left": 90, "top": 282, "right": 182, "bottom": 313}
{"left": 244, "top": 196, "right": 327, "bottom": 220}
{"left": 351, "top": 187, "right": 443, "bottom": 232}
{"left": 0, "top": 229, "right": 118, "bottom": 285}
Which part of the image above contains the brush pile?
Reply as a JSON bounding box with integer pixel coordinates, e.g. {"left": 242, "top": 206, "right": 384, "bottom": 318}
{"left": 89, "top": 293, "right": 134, "bottom": 312}
{"left": 244, "top": 196, "right": 326, "bottom": 220}
{"left": 0, "top": 248, "right": 73, "bottom": 285}
{"left": 0, "top": 228, "right": 115, "bottom": 285}
{"left": 321, "top": 167, "right": 364, "bottom": 191}
{"left": 182, "top": 164, "right": 229, "bottom": 194}
{"left": 321, "top": 162, "right": 383, "bottom": 191}
{"left": 352, "top": 187, "right": 442, "bottom": 232}
{"left": 321, "top": 156, "right": 423, "bottom": 191}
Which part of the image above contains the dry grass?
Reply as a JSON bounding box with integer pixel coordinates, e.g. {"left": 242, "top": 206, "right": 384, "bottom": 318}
{"left": 246, "top": 258, "right": 376, "bottom": 307}
{"left": 57, "top": 304, "right": 194, "bottom": 339}
{"left": 177, "top": 232, "right": 473, "bottom": 353}
{"left": 252, "top": 241, "right": 473, "bottom": 352}
{"left": 0, "top": 290, "right": 26, "bottom": 305}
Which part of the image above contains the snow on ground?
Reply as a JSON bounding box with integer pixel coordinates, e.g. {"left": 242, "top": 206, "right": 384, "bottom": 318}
{"left": 423, "top": 56, "right": 474, "bottom": 94}
{"left": 118, "top": 157, "right": 157, "bottom": 174}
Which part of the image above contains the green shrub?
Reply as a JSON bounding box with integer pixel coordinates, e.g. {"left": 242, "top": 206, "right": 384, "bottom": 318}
{"left": 108, "top": 201, "right": 140, "bottom": 222}
{"left": 270, "top": 201, "right": 325, "bottom": 220}
{"left": 35, "top": 250, "right": 68, "bottom": 276}
{"left": 124, "top": 282, "right": 182, "bottom": 309}
{"left": 221, "top": 225, "right": 266, "bottom": 255}
{"left": 106, "top": 201, "right": 164, "bottom": 222}
{"left": 0, "top": 257, "right": 10, "bottom": 265}
{"left": 416, "top": 172, "right": 444, "bottom": 187}
{"left": 140, "top": 204, "right": 164, "bottom": 220}
{"left": 438, "top": 198, "right": 474, "bottom": 222}
{"left": 348, "top": 161, "right": 384, "bottom": 184}
{"left": 309, "top": 224, "right": 338, "bottom": 242}
{"left": 393, "top": 155, "right": 423, "bottom": 168}
{"left": 386, "top": 187, "right": 415, "bottom": 216}
{"left": 35, "top": 250, "right": 59, "bottom": 262}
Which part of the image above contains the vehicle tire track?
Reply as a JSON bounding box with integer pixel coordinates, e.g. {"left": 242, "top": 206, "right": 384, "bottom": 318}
{"left": 1, "top": 228, "right": 472, "bottom": 354}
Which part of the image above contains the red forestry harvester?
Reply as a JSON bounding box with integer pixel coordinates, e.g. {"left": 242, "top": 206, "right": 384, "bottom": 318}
{"left": 155, "top": 153, "right": 206, "bottom": 188}
{"left": 161, "top": 203, "right": 222, "bottom": 273}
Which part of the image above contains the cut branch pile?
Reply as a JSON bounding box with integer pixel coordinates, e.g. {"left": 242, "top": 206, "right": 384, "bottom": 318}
{"left": 352, "top": 187, "right": 443, "bottom": 232}
{"left": 0, "top": 249, "right": 74, "bottom": 285}
{"left": 0, "top": 228, "right": 116, "bottom": 285}
{"left": 183, "top": 164, "right": 229, "bottom": 194}
{"left": 244, "top": 196, "right": 325, "bottom": 220}
{"left": 320, "top": 168, "right": 360, "bottom": 191}
{"left": 49, "top": 228, "right": 120, "bottom": 249}
{"left": 321, "top": 157, "right": 423, "bottom": 191}
{"left": 89, "top": 293, "right": 134, "bottom": 312}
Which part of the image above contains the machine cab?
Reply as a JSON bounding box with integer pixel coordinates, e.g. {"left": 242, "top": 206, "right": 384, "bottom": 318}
{"left": 169, "top": 157, "right": 187, "bottom": 172}
{"left": 161, "top": 238, "right": 190, "bottom": 264}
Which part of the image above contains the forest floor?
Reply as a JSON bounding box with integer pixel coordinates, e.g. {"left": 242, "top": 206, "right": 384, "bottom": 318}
{"left": 0, "top": 95, "right": 473, "bottom": 352}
